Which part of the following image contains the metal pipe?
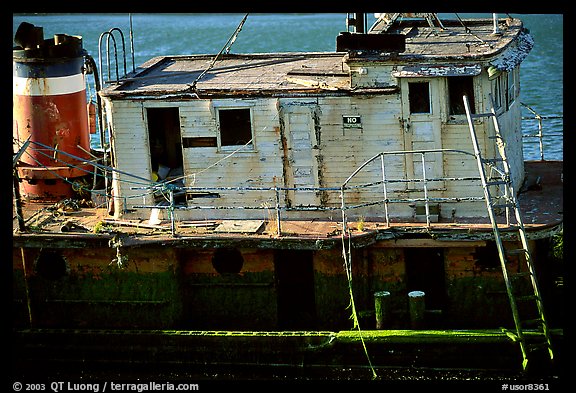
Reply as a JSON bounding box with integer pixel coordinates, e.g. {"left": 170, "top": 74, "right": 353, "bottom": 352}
{"left": 129, "top": 14, "right": 135, "bottom": 73}
{"left": 85, "top": 54, "right": 109, "bottom": 202}
{"left": 420, "top": 152, "right": 431, "bottom": 227}
{"left": 492, "top": 13, "right": 501, "bottom": 35}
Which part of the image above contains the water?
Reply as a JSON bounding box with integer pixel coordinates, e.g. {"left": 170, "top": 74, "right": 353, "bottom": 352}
{"left": 13, "top": 13, "right": 563, "bottom": 160}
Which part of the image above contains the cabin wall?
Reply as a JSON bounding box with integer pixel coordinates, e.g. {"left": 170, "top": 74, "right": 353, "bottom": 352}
{"left": 317, "top": 95, "right": 404, "bottom": 189}
{"left": 479, "top": 66, "right": 525, "bottom": 191}
{"left": 182, "top": 99, "right": 284, "bottom": 216}
{"left": 349, "top": 63, "right": 397, "bottom": 88}
{"left": 106, "top": 100, "right": 155, "bottom": 217}
{"left": 105, "top": 66, "right": 525, "bottom": 221}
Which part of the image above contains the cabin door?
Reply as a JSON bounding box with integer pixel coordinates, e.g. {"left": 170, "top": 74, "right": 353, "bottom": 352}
{"left": 399, "top": 78, "right": 444, "bottom": 190}
{"left": 280, "top": 104, "right": 320, "bottom": 207}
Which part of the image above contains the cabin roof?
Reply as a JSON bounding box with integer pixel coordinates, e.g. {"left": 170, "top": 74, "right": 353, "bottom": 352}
{"left": 99, "top": 17, "right": 531, "bottom": 99}
{"left": 367, "top": 17, "right": 529, "bottom": 60}
{"left": 100, "top": 52, "right": 352, "bottom": 98}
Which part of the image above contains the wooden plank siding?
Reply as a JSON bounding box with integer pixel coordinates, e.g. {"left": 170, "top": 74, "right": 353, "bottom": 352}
{"left": 109, "top": 93, "right": 502, "bottom": 220}
{"left": 107, "top": 72, "right": 525, "bottom": 221}
{"left": 107, "top": 101, "right": 155, "bottom": 214}
{"left": 182, "top": 99, "right": 284, "bottom": 217}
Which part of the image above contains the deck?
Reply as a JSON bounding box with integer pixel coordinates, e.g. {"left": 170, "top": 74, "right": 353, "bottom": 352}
{"left": 13, "top": 160, "right": 562, "bottom": 249}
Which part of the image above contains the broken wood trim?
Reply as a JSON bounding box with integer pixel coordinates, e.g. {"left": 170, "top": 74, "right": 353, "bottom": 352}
{"left": 373, "top": 239, "right": 487, "bottom": 248}
{"left": 102, "top": 218, "right": 170, "bottom": 231}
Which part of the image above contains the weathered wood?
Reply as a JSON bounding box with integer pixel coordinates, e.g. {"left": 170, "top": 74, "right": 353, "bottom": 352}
{"left": 408, "top": 290, "right": 426, "bottom": 329}
{"left": 375, "top": 239, "right": 487, "bottom": 248}
{"left": 374, "top": 290, "right": 391, "bottom": 329}
{"left": 102, "top": 218, "right": 170, "bottom": 230}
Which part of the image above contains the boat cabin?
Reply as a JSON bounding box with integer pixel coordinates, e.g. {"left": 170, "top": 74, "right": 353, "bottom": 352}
{"left": 99, "top": 14, "right": 534, "bottom": 223}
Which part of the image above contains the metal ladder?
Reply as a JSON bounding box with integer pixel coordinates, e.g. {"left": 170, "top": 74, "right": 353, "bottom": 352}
{"left": 463, "top": 94, "right": 554, "bottom": 371}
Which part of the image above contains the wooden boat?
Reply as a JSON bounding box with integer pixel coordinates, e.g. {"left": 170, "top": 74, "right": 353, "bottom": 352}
{"left": 12, "top": 13, "right": 563, "bottom": 378}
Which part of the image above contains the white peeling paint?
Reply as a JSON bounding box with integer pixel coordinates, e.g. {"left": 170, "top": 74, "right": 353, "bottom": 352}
{"left": 392, "top": 64, "right": 481, "bottom": 78}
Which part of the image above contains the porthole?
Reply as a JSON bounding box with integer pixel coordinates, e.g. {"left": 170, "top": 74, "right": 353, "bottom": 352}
{"left": 35, "top": 250, "right": 68, "bottom": 280}
{"left": 211, "top": 248, "right": 243, "bottom": 275}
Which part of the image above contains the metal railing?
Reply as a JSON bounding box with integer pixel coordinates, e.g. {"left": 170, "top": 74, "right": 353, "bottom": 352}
{"left": 98, "top": 27, "right": 132, "bottom": 85}
{"left": 131, "top": 149, "right": 493, "bottom": 236}
{"left": 521, "top": 102, "right": 563, "bottom": 161}
{"left": 340, "top": 149, "right": 486, "bottom": 227}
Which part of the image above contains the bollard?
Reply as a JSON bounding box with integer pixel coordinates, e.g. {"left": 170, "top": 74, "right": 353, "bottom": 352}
{"left": 408, "top": 290, "right": 425, "bottom": 329}
{"left": 374, "top": 291, "right": 391, "bottom": 329}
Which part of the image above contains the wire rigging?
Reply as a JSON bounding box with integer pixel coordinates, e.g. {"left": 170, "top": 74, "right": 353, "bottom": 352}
{"left": 189, "top": 13, "right": 249, "bottom": 91}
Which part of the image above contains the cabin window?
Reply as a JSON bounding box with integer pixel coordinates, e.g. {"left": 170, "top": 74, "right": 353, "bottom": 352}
{"left": 448, "top": 76, "right": 475, "bottom": 115}
{"left": 408, "top": 82, "right": 431, "bottom": 114}
{"left": 217, "top": 108, "right": 254, "bottom": 149}
{"left": 492, "top": 76, "right": 503, "bottom": 110}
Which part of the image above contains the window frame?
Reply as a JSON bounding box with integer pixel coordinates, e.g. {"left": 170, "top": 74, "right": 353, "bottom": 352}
{"left": 491, "top": 74, "right": 503, "bottom": 111}
{"left": 506, "top": 68, "right": 516, "bottom": 109}
{"left": 215, "top": 106, "right": 256, "bottom": 153}
{"left": 408, "top": 81, "right": 432, "bottom": 114}
{"left": 447, "top": 75, "right": 476, "bottom": 116}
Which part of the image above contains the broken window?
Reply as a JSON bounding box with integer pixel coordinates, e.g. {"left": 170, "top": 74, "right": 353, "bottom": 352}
{"left": 448, "top": 76, "right": 475, "bottom": 115}
{"left": 408, "top": 82, "right": 431, "bottom": 114}
{"left": 507, "top": 69, "right": 516, "bottom": 108}
{"left": 217, "top": 108, "right": 254, "bottom": 149}
{"left": 492, "top": 75, "right": 503, "bottom": 110}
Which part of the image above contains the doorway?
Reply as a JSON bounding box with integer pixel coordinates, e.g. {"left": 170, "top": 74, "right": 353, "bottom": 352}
{"left": 404, "top": 247, "right": 446, "bottom": 311}
{"left": 274, "top": 250, "right": 316, "bottom": 330}
{"left": 400, "top": 78, "right": 444, "bottom": 190}
{"left": 146, "top": 107, "right": 183, "bottom": 175}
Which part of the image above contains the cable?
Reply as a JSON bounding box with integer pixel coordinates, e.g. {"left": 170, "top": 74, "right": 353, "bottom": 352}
{"left": 14, "top": 138, "right": 158, "bottom": 200}
{"left": 189, "top": 13, "right": 249, "bottom": 91}
{"left": 454, "top": 13, "right": 490, "bottom": 46}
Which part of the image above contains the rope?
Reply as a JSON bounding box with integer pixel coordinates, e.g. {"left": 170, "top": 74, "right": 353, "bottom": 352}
{"left": 340, "top": 188, "right": 378, "bottom": 379}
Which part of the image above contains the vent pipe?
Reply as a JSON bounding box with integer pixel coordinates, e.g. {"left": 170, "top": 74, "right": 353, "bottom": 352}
{"left": 492, "top": 13, "right": 501, "bottom": 35}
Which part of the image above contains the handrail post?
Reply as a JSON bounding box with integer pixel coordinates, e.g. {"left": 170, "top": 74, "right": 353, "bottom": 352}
{"left": 169, "top": 187, "right": 176, "bottom": 236}
{"left": 274, "top": 186, "right": 282, "bottom": 236}
{"left": 420, "top": 152, "right": 431, "bottom": 227}
{"left": 379, "top": 153, "right": 390, "bottom": 226}
{"left": 537, "top": 115, "right": 544, "bottom": 161}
